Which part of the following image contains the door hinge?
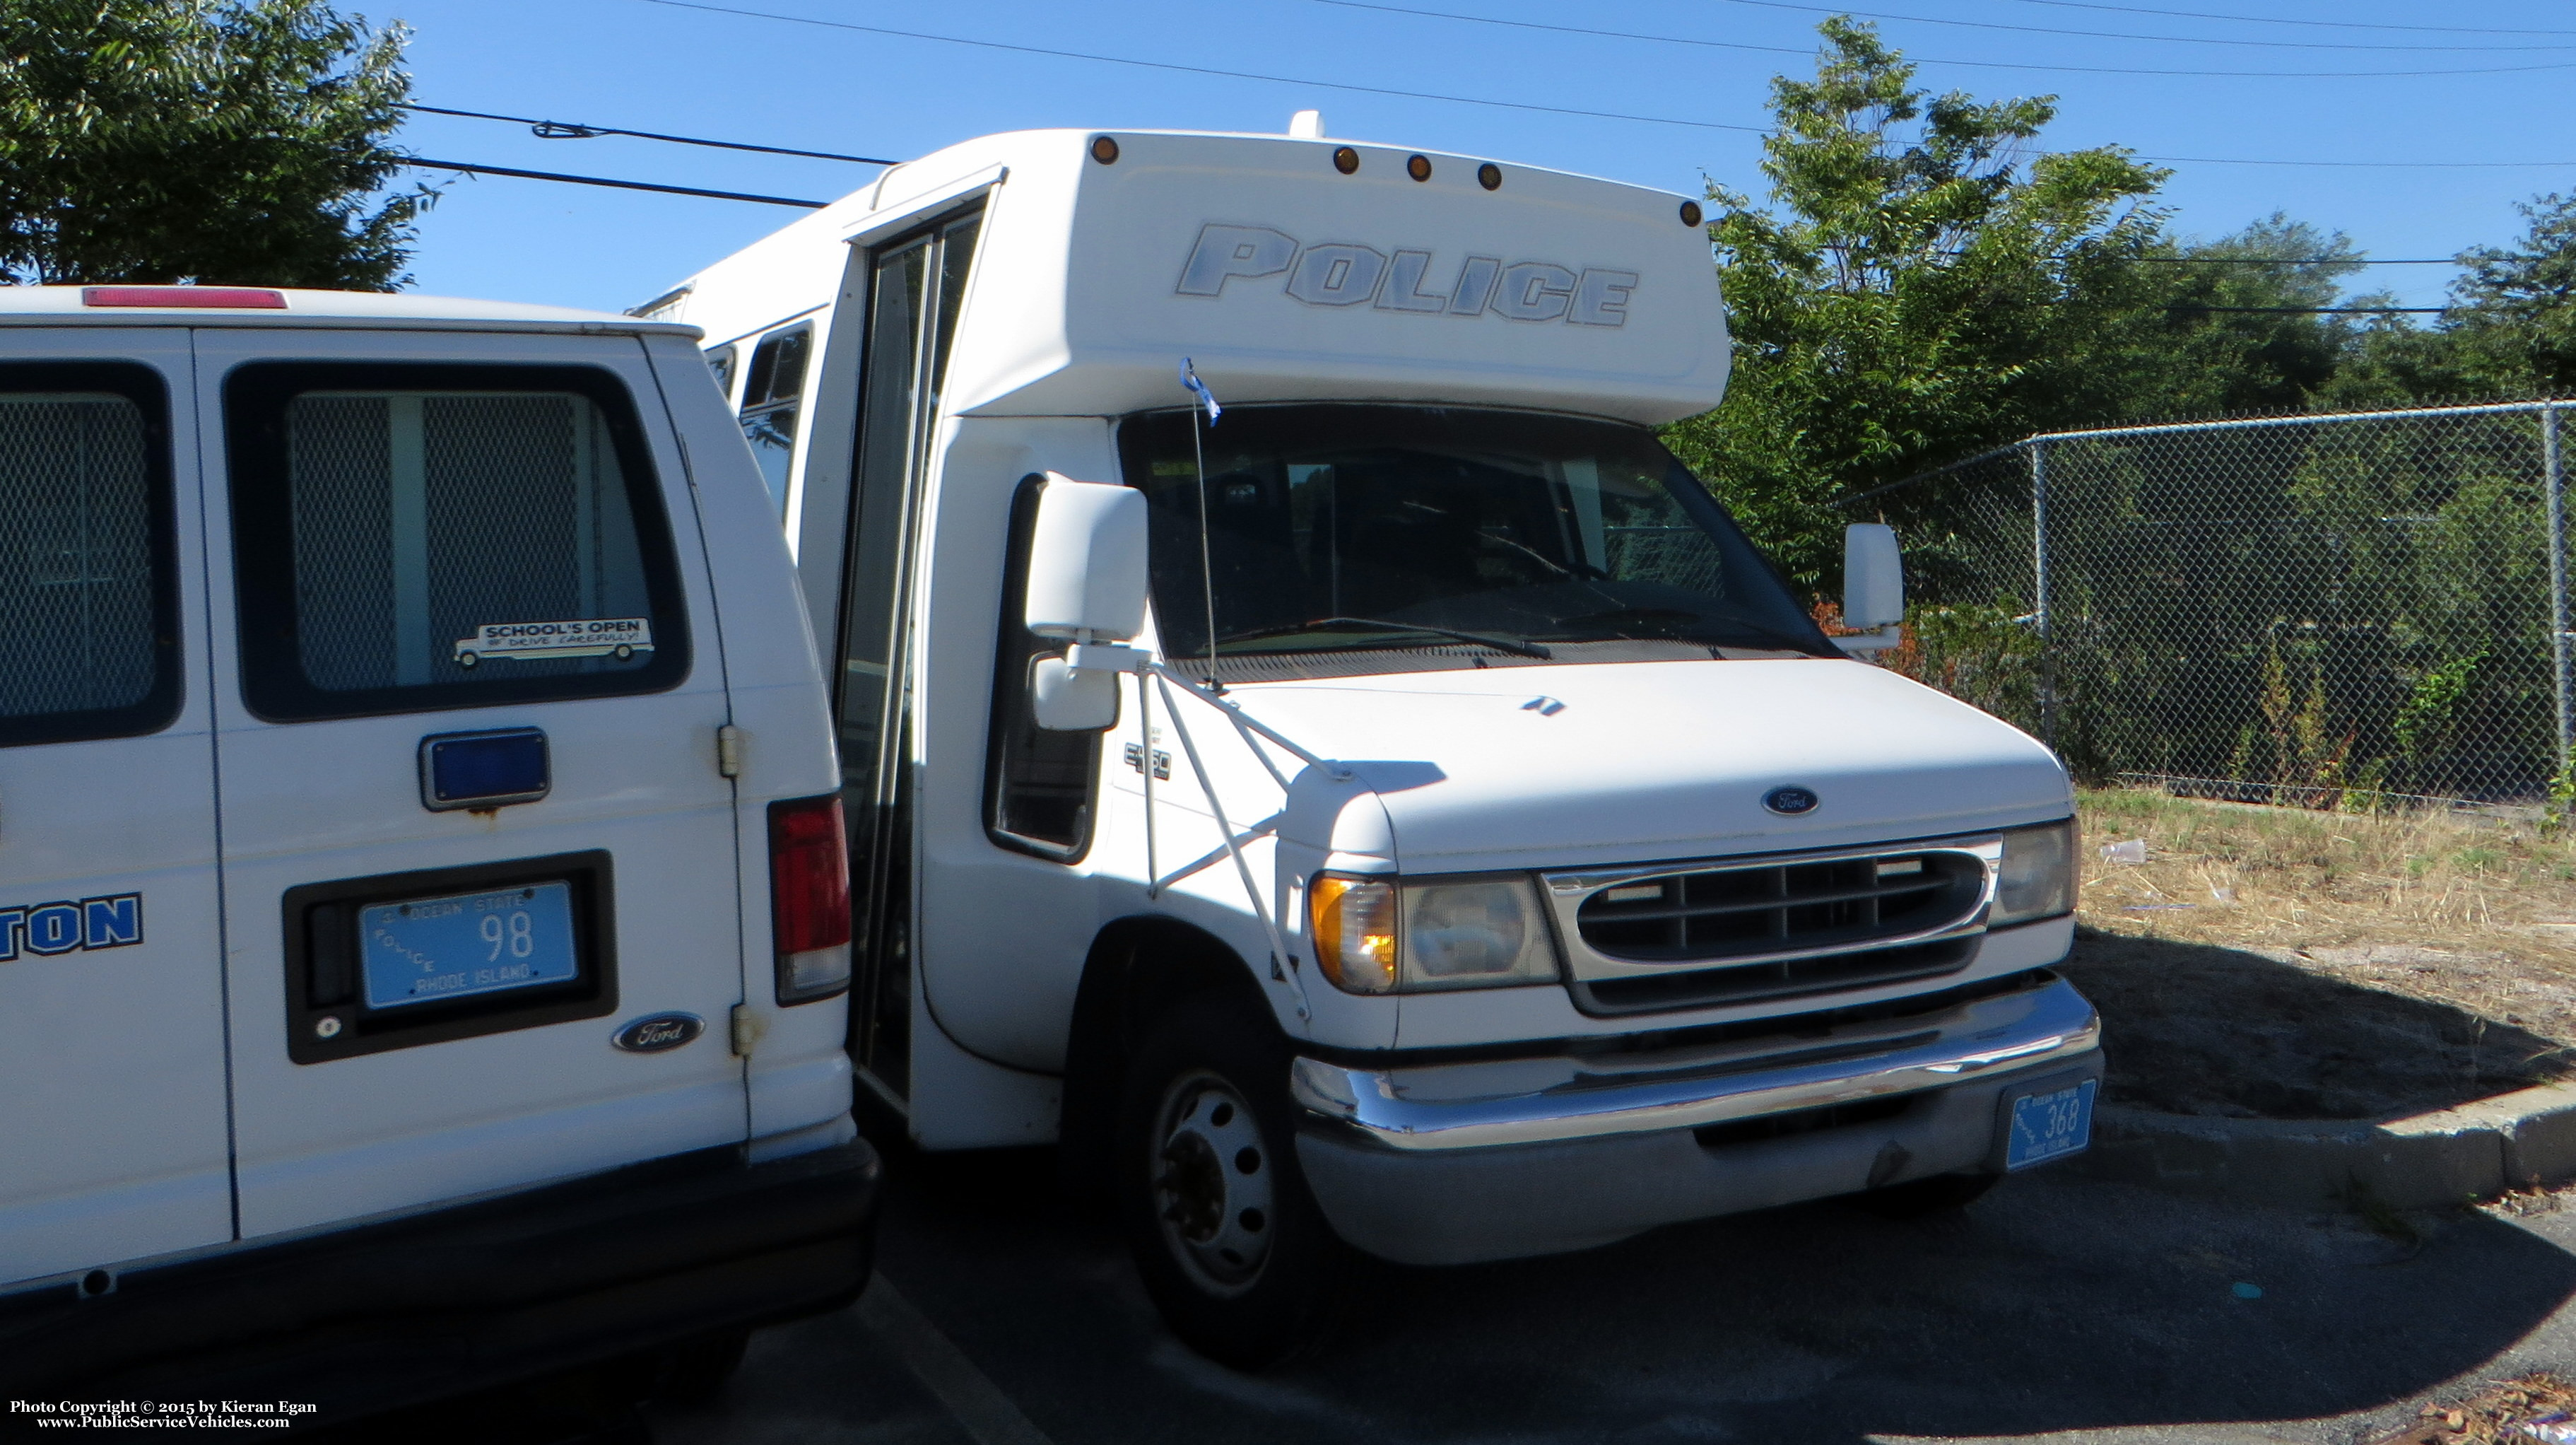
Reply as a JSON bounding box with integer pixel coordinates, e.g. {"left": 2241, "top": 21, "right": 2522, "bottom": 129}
{"left": 717, "top": 724, "right": 743, "bottom": 779}
{"left": 730, "top": 1002, "right": 764, "bottom": 1058}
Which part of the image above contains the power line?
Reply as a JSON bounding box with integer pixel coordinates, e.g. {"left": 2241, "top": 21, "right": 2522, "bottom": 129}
{"left": 637, "top": 0, "right": 1771, "bottom": 133}
{"left": 404, "top": 103, "right": 894, "bottom": 164}
{"left": 1999, "top": 0, "right": 2576, "bottom": 38}
{"left": 406, "top": 157, "right": 828, "bottom": 207}
{"left": 2179, "top": 305, "right": 2447, "bottom": 314}
{"left": 625, "top": 0, "right": 2576, "bottom": 168}
{"left": 1311, "top": 0, "right": 2576, "bottom": 78}
{"left": 1695, "top": 0, "right": 2574, "bottom": 52}
{"left": 2135, "top": 257, "right": 2453, "bottom": 265}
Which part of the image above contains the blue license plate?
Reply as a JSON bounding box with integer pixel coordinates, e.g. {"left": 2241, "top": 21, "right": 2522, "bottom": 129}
{"left": 360, "top": 881, "right": 579, "bottom": 1010}
{"left": 2005, "top": 1077, "right": 2097, "bottom": 1171}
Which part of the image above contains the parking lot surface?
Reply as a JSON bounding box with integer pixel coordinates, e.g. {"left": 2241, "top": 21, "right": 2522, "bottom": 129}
{"left": 649, "top": 1138, "right": 2576, "bottom": 1445}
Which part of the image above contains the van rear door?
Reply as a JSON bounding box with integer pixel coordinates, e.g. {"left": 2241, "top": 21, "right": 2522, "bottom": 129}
{"left": 192, "top": 327, "right": 748, "bottom": 1239}
{"left": 0, "top": 329, "right": 232, "bottom": 1285}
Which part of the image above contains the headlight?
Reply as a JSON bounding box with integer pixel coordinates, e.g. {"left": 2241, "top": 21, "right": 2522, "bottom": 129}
{"left": 1309, "top": 872, "right": 1560, "bottom": 994}
{"left": 1992, "top": 819, "right": 2078, "bottom": 926}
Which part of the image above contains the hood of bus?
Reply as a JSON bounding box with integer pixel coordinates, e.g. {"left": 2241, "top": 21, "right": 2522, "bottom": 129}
{"left": 1231, "top": 658, "right": 2071, "bottom": 872}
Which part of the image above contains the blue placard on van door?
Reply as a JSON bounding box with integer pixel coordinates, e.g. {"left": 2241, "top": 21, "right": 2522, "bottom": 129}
{"left": 420, "top": 728, "right": 551, "bottom": 811}
{"left": 360, "top": 881, "right": 579, "bottom": 1010}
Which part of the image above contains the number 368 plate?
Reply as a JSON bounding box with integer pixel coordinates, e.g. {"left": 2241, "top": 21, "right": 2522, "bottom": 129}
{"left": 360, "top": 881, "right": 579, "bottom": 1010}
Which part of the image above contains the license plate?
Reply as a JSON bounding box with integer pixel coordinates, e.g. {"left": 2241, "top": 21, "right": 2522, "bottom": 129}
{"left": 360, "top": 881, "right": 579, "bottom": 1010}
{"left": 2005, "top": 1077, "right": 2097, "bottom": 1171}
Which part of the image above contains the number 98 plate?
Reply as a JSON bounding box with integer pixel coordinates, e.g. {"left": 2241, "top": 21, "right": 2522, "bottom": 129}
{"left": 360, "top": 881, "right": 579, "bottom": 1010}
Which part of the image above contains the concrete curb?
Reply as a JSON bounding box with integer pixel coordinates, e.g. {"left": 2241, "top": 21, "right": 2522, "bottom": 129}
{"left": 2074, "top": 1082, "right": 2576, "bottom": 1210}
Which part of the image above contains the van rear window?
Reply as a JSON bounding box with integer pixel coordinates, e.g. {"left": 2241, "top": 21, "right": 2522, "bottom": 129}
{"left": 226, "top": 363, "right": 690, "bottom": 721}
{"left": 0, "top": 363, "right": 180, "bottom": 749}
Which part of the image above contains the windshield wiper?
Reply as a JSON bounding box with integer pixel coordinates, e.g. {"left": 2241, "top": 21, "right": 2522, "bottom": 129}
{"left": 1539, "top": 607, "right": 1825, "bottom": 655}
{"left": 1217, "top": 616, "right": 1553, "bottom": 659}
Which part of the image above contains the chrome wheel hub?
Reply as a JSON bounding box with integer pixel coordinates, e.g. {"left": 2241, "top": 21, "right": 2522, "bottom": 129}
{"left": 1151, "top": 1070, "right": 1276, "bottom": 1294}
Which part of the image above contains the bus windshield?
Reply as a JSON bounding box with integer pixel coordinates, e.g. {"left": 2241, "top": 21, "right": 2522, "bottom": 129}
{"left": 1114, "top": 404, "right": 1832, "bottom": 674}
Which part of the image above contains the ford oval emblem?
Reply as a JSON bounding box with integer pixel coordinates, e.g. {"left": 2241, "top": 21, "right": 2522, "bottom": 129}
{"left": 1763, "top": 786, "right": 1821, "bottom": 816}
{"left": 613, "top": 1012, "right": 705, "bottom": 1053}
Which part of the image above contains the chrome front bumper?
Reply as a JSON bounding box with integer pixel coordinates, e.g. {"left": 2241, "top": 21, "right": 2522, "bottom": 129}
{"left": 1290, "top": 973, "right": 2100, "bottom": 1152}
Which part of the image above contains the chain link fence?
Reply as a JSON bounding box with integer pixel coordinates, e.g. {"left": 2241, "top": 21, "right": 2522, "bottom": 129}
{"left": 1845, "top": 401, "right": 2573, "bottom": 811}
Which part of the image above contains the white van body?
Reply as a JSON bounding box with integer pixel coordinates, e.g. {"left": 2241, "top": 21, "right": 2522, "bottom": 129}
{"left": 649, "top": 127, "right": 2100, "bottom": 1361}
{"left": 0, "top": 286, "right": 876, "bottom": 1414}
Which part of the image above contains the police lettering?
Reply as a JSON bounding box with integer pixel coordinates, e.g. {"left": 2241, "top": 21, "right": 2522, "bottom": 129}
{"left": 1176, "top": 223, "right": 1638, "bottom": 327}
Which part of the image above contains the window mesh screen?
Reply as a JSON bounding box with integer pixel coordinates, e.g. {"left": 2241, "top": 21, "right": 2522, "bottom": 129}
{"left": 286, "top": 392, "right": 652, "bottom": 691}
{"left": 0, "top": 394, "right": 157, "bottom": 720}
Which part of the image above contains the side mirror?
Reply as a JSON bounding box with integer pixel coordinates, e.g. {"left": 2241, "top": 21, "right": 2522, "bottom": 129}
{"left": 1025, "top": 473, "right": 1148, "bottom": 642}
{"left": 1024, "top": 474, "right": 1148, "bottom": 731}
{"left": 1840, "top": 522, "right": 1905, "bottom": 652}
{"left": 1030, "top": 655, "right": 1118, "bottom": 731}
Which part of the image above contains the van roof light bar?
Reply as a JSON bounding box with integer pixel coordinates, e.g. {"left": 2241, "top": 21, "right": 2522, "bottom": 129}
{"left": 83, "top": 286, "right": 288, "bottom": 309}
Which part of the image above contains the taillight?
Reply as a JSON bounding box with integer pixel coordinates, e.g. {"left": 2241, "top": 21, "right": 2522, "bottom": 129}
{"left": 81, "top": 286, "right": 286, "bottom": 309}
{"left": 767, "top": 794, "right": 852, "bottom": 1005}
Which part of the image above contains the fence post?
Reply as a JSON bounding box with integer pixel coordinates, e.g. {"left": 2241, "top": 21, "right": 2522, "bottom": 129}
{"left": 2548, "top": 401, "right": 2570, "bottom": 805}
{"left": 2030, "top": 440, "right": 2057, "bottom": 751}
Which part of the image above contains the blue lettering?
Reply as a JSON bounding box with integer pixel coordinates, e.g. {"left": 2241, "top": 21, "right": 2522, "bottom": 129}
{"left": 25, "top": 903, "right": 81, "bottom": 955}
{"left": 0, "top": 908, "right": 23, "bottom": 961}
{"left": 83, "top": 894, "right": 142, "bottom": 949}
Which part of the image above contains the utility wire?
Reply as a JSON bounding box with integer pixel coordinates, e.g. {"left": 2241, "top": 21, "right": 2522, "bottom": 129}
{"left": 637, "top": 0, "right": 1774, "bottom": 132}
{"left": 1700, "top": 0, "right": 2565, "bottom": 51}
{"left": 1702, "top": 0, "right": 2573, "bottom": 51}
{"left": 2134, "top": 257, "right": 2453, "bottom": 265}
{"left": 628, "top": 0, "right": 2576, "bottom": 168}
{"left": 1999, "top": 0, "right": 2576, "bottom": 38}
{"left": 1311, "top": 0, "right": 2576, "bottom": 78}
{"left": 406, "top": 157, "right": 828, "bottom": 207}
{"left": 404, "top": 103, "right": 894, "bottom": 164}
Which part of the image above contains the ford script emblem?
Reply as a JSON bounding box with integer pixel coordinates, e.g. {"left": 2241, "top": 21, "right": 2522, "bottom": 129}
{"left": 1763, "top": 786, "right": 1821, "bottom": 816}
{"left": 613, "top": 1012, "right": 705, "bottom": 1053}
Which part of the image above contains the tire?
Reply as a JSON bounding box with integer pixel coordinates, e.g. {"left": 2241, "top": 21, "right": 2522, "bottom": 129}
{"left": 1857, "top": 1171, "right": 1999, "bottom": 1220}
{"left": 647, "top": 1327, "right": 750, "bottom": 1406}
{"left": 1116, "top": 991, "right": 1345, "bottom": 1369}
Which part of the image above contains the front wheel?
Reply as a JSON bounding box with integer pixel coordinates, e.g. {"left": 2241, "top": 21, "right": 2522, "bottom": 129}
{"left": 1117, "top": 993, "right": 1345, "bottom": 1369}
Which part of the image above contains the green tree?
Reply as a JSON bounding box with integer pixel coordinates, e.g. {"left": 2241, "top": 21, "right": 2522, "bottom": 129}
{"left": 1662, "top": 18, "right": 2170, "bottom": 588}
{"left": 2327, "top": 192, "right": 2576, "bottom": 407}
{"left": 2115, "top": 215, "right": 2368, "bottom": 421}
{"left": 0, "top": 0, "right": 430, "bottom": 289}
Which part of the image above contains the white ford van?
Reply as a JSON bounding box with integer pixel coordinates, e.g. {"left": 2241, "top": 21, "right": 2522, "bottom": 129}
{"left": 645, "top": 122, "right": 2102, "bottom": 1365}
{"left": 0, "top": 285, "right": 874, "bottom": 1417}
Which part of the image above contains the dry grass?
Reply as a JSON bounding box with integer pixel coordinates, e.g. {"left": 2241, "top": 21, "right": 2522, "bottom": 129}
{"left": 2079, "top": 788, "right": 2576, "bottom": 949}
{"left": 2366, "top": 1373, "right": 2576, "bottom": 1445}
{"left": 2076, "top": 787, "right": 2576, "bottom": 1057}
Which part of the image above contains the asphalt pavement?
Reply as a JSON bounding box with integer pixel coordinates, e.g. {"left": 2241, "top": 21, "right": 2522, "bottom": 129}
{"left": 647, "top": 1133, "right": 2576, "bottom": 1445}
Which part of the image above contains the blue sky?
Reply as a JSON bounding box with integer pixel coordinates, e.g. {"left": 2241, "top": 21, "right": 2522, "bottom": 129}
{"left": 380, "top": 0, "right": 2576, "bottom": 316}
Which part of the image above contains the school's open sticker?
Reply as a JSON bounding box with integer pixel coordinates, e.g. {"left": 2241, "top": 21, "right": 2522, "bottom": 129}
{"left": 454, "top": 619, "right": 653, "bottom": 667}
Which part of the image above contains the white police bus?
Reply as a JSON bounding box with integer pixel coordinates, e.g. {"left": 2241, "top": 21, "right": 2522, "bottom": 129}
{"left": 646, "top": 118, "right": 2100, "bottom": 1365}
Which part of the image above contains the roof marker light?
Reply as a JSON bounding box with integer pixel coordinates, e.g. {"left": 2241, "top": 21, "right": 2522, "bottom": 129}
{"left": 1090, "top": 135, "right": 1119, "bottom": 165}
{"left": 1406, "top": 154, "right": 1433, "bottom": 182}
{"left": 1478, "top": 163, "right": 1502, "bottom": 191}
{"left": 1679, "top": 201, "right": 1705, "bottom": 228}
{"left": 1332, "top": 146, "right": 1359, "bottom": 175}
{"left": 83, "top": 286, "right": 287, "bottom": 309}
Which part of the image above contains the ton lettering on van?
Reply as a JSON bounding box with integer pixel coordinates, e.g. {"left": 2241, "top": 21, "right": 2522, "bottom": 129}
{"left": 0, "top": 893, "right": 142, "bottom": 961}
{"left": 1175, "top": 223, "right": 1640, "bottom": 326}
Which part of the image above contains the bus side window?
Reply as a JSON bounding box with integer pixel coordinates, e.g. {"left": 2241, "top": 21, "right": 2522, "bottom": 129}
{"left": 984, "top": 473, "right": 1102, "bottom": 860}
{"left": 738, "top": 326, "right": 809, "bottom": 520}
